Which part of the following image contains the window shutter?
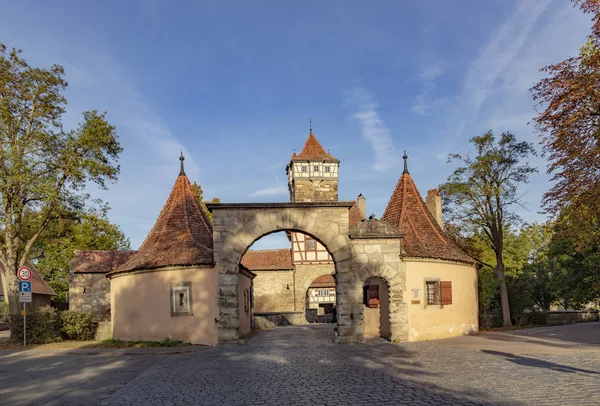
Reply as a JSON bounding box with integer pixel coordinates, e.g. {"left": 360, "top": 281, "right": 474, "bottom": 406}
{"left": 440, "top": 281, "right": 452, "bottom": 305}
{"left": 368, "top": 285, "right": 379, "bottom": 308}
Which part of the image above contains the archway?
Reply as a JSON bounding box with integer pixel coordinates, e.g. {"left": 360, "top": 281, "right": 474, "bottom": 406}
{"left": 363, "top": 277, "right": 390, "bottom": 339}
{"left": 306, "top": 274, "right": 337, "bottom": 323}
{"left": 207, "top": 202, "right": 355, "bottom": 343}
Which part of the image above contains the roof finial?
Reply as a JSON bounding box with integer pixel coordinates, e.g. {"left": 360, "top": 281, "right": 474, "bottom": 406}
{"left": 309, "top": 119, "right": 313, "bottom": 134}
{"left": 179, "top": 151, "right": 186, "bottom": 176}
{"left": 403, "top": 150, "right": 409, "bottom": 175}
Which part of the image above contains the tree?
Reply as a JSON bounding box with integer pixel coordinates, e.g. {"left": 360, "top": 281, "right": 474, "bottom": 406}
{"left": 531, "top": 0, "right": 600, "bottom": 248}
{"left": 190, "top": 181, "right": 220, "bottom": 223}
{"left": 0, "top": 44, "right": 121, "bottom": 314}
{"left": 440, "top": 131, "right": 537, "bottom": 326}
{"left": 29, "top": 204, "right": 130, "bottom": 302}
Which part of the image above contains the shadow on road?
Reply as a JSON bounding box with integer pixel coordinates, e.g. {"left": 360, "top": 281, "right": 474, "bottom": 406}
{"left": 482, "top": 349, "right": 600, "bottom": 375}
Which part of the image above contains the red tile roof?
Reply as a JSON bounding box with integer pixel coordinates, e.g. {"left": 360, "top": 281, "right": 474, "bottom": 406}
{"left": 112, "top": 171, "right": 214, "bottom": 275}
{"left": 382, "top": 171, "right": 475, "bottom": 264}
{"left": 291, "top": 132, "right": 339, "bottom": 162}
{"left": 349, "top": 201, "right": 365, "bottom": 227}
{"left": 309, "top": 274, "right": 336, "bottom": 288}
{"left": 0, "top": 261, "right": 56, "bottom": 296}
{"left": 71, "top": 250, "right": 138, "bottom": 274}
{"left": 241, "top": 249, "right": 293, "bottom": 271}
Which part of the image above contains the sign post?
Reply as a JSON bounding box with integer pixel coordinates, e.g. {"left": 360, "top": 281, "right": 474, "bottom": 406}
{"left": 18, "top": 267, "right": 32, "bottom": 347}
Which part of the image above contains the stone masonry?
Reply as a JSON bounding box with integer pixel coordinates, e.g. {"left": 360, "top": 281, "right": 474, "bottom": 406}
{"left": 69, "top": 273, "right": 111, "bottom": 322}
{"left": 207, "top": 202, "right": 408, "bottom": 344}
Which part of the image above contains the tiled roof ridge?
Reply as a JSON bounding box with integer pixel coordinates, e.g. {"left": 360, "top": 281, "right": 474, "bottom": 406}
{"left": 404, "top": 174, "right": 446, "bottom": 243}
{"left": 383, "top": 170, "right": 474, "bottom": 264}
{"left": 246, "top": 248, "right": 291, "bottom": 253}
{"left": 114, "top": 171, "right": 214, "bottom": 274}
{"left": 292, "top": 132, "right": 338, "bottom": 161}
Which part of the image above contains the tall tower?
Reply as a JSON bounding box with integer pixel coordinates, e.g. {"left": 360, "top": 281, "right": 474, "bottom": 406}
{"left": 286, "top": 126, "right": 340, "bottom": 202}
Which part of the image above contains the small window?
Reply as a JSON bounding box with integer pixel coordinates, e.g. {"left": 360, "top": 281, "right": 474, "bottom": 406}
{"left": 313, "top": 165, "right": 319, "bottom": 172}
{"left": 426, "top": 281, "right": 440, "bottom": 305}
{"left": 324, "top": 166, "right": 331, "bottom": 173}
{"left": 244, "top": 289, "right": 250, "bottom": 314}
{"left": 0, "top": 295, "right": 4, "bottom": 302}
{"left": 317, "top": 289, "right": 329, "bottom": 296}
{"left": 301, "top": 166, "right": 308, "bottom": 172}
{"left": 171, "top": 282, "right": 193, "bottom": 316}
{"left": 305, "top": 238, "right": 315, "bottom": 250}
{"left": 425, "top": 280, "right": 452, "bottom": 306}
{"left": 363, "top": 284, "right": 379, "bottom": 308}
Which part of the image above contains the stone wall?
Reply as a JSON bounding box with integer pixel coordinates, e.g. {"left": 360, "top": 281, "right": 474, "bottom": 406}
{"left": 69, "top": 273, "right": 111, "bottom": 321}
{"left": 546, "top": 310, "right": 599, "bottom": 325}
{"left": 291, "top": 179, "right": 338, "bottom": 202}
{"left": 252, "top": 270, "right": 295, "bottom": 312}
{"left": 254, "top": 311, "right": 305, "bottom": 328}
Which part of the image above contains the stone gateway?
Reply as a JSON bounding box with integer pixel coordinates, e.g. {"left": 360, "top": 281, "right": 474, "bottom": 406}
{"left": 70, "top": 128, "right": 479, "bottom": 345}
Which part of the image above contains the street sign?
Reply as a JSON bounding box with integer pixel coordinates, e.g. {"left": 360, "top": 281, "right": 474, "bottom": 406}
{"left": 19, "top": 292, "right": 32, "bottom": 303}
{"left": 19, "top": 281, "right": 32, "bottom": 292}
{"left": 18, "top": 266, "right": 32, "bottom": 281}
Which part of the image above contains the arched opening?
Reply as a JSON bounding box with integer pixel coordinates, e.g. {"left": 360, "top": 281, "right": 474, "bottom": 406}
{"left": 239, "top": 229, "right": 337, "bottom": 330}
{"left": 363, "top": 277, "right": 391, "bottom": 340}
{"left": 305, "top": 274, "right": 336, "bottom": 323}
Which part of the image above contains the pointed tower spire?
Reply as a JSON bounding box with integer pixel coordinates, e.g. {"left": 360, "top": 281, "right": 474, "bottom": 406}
{"left": 179, "top": 151, "right": 186, "bottom": 176}
{"left": 403, "top": 150, "right": 409, "bottom": 175}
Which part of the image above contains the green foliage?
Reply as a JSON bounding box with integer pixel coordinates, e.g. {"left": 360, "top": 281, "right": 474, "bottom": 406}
{"left": 29, "top": 205, "right": 130, "bottom": 302}
{"left": 440, "top": 131, "right": 537, "bottom": 327}
{"left": 0, "top": 301, "right": 8, "bottom": 323}
{"left": 60, "top": 310, "right": 95, "bottom": 340}
{"left": 190, "top": 181, "right": 220, "bottom": 223}
{"left": 9, "top": 306, "right": 61, "bottom": 344}
{"left": 0, "top": 44, "right": 122, "bottom": 313}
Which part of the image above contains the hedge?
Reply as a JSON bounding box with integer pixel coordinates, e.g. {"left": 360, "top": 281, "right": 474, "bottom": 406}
{"left": 9, "top": 306, "right": 61, "bottom": 344}
{"left": 9, "top": 307, "right": 95, "bottom": 343}
{"left": 60, "top": 310, "right": 95, "bottom": 340}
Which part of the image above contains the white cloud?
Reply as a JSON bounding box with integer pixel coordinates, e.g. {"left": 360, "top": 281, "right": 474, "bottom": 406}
{"left": 412, "top": 62, "right": 445, "bottom": 115}
{"left": 454, "top": 0, "right": 552, "bottom": 139}
{"left": 346, "top": 87, "right": 397, "bottom": 172}
{"left": 249, "top": 186, "right": 288, "bottom": 197}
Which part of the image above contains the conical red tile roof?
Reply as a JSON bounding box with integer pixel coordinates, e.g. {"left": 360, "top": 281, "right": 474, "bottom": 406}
{"left": 292, "top": 132, "right": 339, "bottom": 162}
{"left": 113, "top": 168, "right": 214, "bottom": 274}
{"left": 382, "top": 167, "right": 475, "bottom": 264}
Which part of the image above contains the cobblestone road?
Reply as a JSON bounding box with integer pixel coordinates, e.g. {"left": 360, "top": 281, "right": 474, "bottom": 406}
{"left": 100, "top": 324, "right": 600, "bottom": 406}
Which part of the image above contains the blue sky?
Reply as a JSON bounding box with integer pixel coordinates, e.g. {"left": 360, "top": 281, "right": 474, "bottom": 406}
{"left": 0, "top": 0, "right": 592, "bottom": 250}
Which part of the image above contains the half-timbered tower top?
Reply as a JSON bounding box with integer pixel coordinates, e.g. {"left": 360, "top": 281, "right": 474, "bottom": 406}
{"left": 287, "top": 126, "right": 340, "bottom": 202}
{"left": 382, "top": 154, "right": 475, "bottom": 264}
{"left": 111, "top": 154, "right": 214, "bottom": 275}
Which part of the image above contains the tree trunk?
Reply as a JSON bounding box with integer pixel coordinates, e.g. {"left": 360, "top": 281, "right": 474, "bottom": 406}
{"left": 3, "top": 256, "right": 21, "bottom": 315}
{"left": 495, "top": 257, "right": 512, "bottom": 327}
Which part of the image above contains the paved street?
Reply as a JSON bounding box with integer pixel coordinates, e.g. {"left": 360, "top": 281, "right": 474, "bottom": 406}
{"left": 1, "top": 323, "right": 599, "bottom": 405}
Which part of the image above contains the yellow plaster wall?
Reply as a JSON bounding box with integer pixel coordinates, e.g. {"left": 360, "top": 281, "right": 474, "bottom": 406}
{"left": 405, "top": 259, "right": 478, "bottom": 341}
{"left": 238, "top": 273, "right": 253, "bottom": 336}
{"left": 110, "top": 266, "right": 218, "bottom": 346}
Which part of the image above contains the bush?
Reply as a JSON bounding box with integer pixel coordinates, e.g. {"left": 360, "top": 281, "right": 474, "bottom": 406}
{"left": 9, "top": 306, "right": 61, "bottom": 344}
{"left": 60, "top": 311, "right": 95, "bottom": 340}
{"left": 0, "top": 301, "right": 8, "bottom": 324}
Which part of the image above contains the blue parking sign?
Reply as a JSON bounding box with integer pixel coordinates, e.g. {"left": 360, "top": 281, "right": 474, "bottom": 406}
{"left": 19, "top": 281, "right": 31, "bottom": 292}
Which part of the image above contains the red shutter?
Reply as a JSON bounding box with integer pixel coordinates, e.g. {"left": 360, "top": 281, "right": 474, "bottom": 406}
{"left": 368, "top": 285, "right": 379, "bottom": 308}
{"left": 440, "top": 281, "right": 452, "bottom": 305}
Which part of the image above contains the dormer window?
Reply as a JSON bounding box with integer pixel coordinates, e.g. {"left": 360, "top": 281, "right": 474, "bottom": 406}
{"left": 324, "top": 166, "right": 331, "bottom": 173}
{"left": 313, "top": 165, "right": 319, "bottom": 172}
{"left": 302, "top": 166, "right": 308, "bottom": 172}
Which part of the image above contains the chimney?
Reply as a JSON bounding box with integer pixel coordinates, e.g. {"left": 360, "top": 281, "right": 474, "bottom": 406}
{"left": 357, "top": 194, "right": 366, "bottom": 219}
{"left": 426, "top": 189, "right": 443, "bottom": 228}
